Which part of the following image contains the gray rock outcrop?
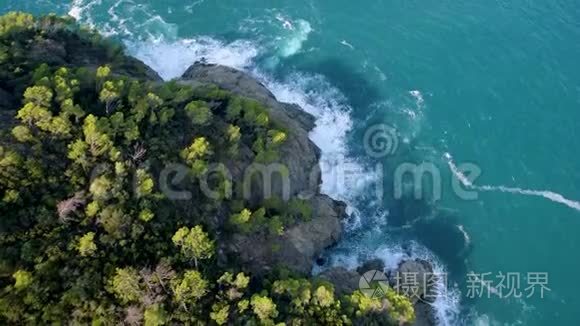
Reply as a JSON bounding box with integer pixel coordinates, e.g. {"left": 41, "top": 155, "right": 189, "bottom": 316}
{"left": 180, "top": 63, "right": 347, "bottom": 276}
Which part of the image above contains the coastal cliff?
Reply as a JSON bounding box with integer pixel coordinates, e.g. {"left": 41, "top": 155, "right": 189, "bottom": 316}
{"left": 0, "top": 12, "right": 420, "bottom": 325}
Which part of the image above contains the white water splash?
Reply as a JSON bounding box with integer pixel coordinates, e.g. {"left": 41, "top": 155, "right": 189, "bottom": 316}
{"left": 68, "top": 0, "right": 100, "bottom": 25}
{"left": 128, "top": 38, "right": 259, "bottom": 80}
{"left": 68, "top": 0, "right": 83, "bottom": 20}
{"left": 445, "top": 152, "right": 580, "bottom": 212}
{"left": 409, "top": 90, "right": 425, "bottom": 107}
{"left": 276, "top": 18, "right": 312, "bottom": 57}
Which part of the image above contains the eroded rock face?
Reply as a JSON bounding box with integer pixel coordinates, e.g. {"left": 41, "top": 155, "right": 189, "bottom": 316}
{"left": 357, "top": 258, "right": 386, "bottom": 274}
{"left": 181, "top": 63, "right": 347, "bottom": 276}
{"left": 318, "top": 267, "right": 361, "bottom": 297}
{"left": 226, "top": 195, "right": 345, "bottom": 275}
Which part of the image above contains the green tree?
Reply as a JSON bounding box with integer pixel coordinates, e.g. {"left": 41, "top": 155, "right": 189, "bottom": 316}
{"left": 89, "top": 176, "right": 112, "bottom": 201}
{"left": 83, "top": 115, "right": 113, "bottom": 157}
{"left": 139, "top": 208, "right": 155, "bottom": 222}
{"left": 96, "top": 65, "right": 111, "bottom": 79}
{"left": 268, "top": 130, "right": 287, "bottom": 146}
{"left": 99, "top": 81, "right": 122, "bottom": 114}
{"left": 23, "top": 85, "right": 53, "bottom": 107}
{"left": 85, "top": 201, "right": 100, "bottom": 217}
{"left": 77, "top": 232, "right": 98, "bottom": 257}
{"left": 230, "top": 208, "right": 252, "bottom": 225}
{"left": 11, "top": 125, "right": 34, "bottom": 142}
{"left": 185, "top": 100, "right": 212, "bottom": 125}
{"left": 109, "top": 267, "right": 142, "bottom": 304}
{"left": 227, "top": 124, "right": 241, "bottom": 143}
{"left": 250, "top": 294, "right": 278, "bottom": 323}
{"left": 144, "top": 304, "right": 167, "bottom": 326}
{"left": 136, "top": 169, "right": 154, "bottom": 198}
{"left": 171, "top": 270, "right": 208, "bottom": 306}
{"left": 0, "top": 12, "right": 34, "bottom": 36}
{"left": 12, "top": 270, "right": 33, "bottom": 290}
{"left": 172, "top": 226, "right": 214, "bottom": 268}
{"left": 16, "top": 102, "right": 52, "bottom": 128}
{"left": 180, "top": 137, "right": 212, "bottom": 176}
{"left": 210, "top": 303, "right": 230, "bottom": 325}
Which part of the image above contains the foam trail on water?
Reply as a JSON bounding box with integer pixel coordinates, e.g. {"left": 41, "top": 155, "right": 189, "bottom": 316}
{"left": 445, "top": 152, "right": 580, "bottom": 212}
{"left": 340, "top": 40, "right": 355, "bottom": 50}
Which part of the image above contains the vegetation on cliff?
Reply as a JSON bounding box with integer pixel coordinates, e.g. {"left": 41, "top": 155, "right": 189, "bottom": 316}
{"left": 0, "top": 12, "right": 415, "bottom": 325}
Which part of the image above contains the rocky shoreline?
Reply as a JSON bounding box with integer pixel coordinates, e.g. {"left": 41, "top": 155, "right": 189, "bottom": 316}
{"left": 181, "top": 62, "right": 438, "bottom": 325}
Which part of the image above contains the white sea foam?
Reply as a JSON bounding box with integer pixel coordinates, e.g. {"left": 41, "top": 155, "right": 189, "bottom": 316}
{"left": 252, "top": 71, "right": 390, "bottom": 236}
{"left": 68, "top": 0, "right": 99, "bottom": 26}
{"left": 128, "top": 38, "right": 259, "bottom": 80}
{"left": 445, "top": 152, "right": 580, "bottom": 212}
{"left": 409, "top": 90, "right": 425, "bottom": 107}
{"left": 276, "top": 19, "right": 312, "bottom": 57}
{"left": 68, "top": 0, "right": 83, "bottom": 20}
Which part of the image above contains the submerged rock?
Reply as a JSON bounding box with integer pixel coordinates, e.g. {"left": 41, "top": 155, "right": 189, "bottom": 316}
{"left": 413, "top": 212, "right": 472, "bottom": 267}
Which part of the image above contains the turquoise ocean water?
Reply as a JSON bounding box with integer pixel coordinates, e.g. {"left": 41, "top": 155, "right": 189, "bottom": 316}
{"left": 2, "top": 1, "right": 580, "bottom": 325}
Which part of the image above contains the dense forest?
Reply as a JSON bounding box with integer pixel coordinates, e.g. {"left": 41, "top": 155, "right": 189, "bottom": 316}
{"left": 0, "top": 12, "right": 415, "bottom": 325}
